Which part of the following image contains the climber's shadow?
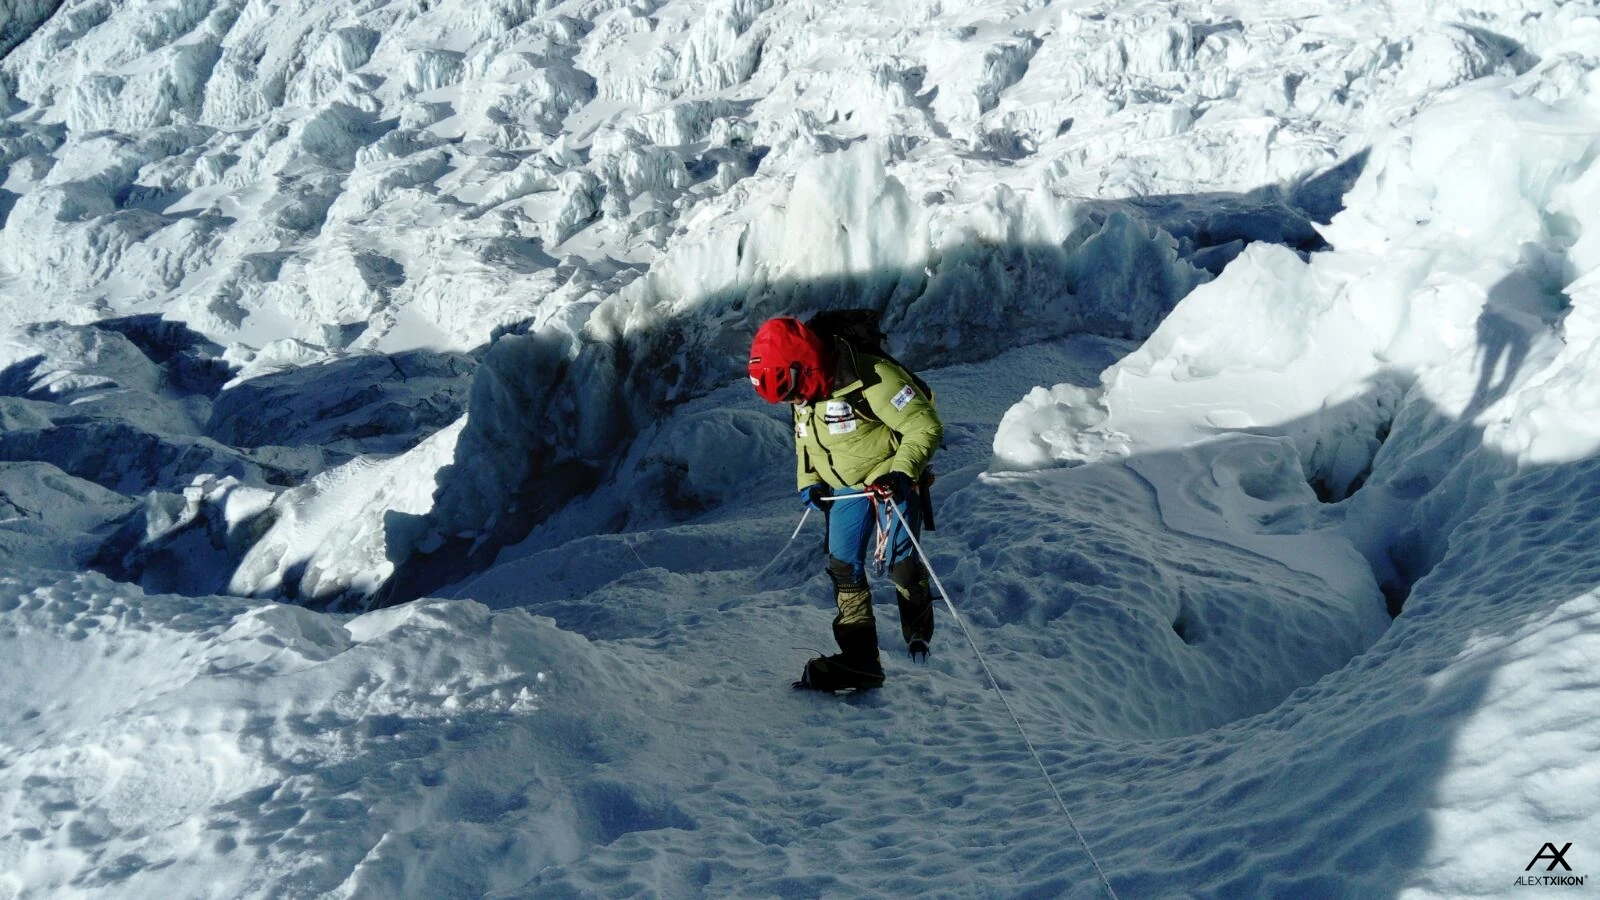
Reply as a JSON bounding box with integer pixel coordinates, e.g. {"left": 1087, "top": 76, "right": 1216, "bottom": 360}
{"left": 1465, "top": 265, "right": 1570, "bottom": 419}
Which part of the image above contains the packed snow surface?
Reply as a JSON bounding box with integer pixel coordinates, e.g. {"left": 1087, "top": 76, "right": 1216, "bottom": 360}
{"left": 1, "top": 0, "right": 1599, "bottom": 896}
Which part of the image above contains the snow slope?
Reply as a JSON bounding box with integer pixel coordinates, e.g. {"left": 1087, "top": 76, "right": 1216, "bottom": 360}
{"left": 2, "top": 0, "right": 1600, "bottom": 897}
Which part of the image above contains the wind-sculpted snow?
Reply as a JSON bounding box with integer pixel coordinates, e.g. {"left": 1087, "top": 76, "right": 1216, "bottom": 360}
{"left": 0, "top": 313, "right": 484, "bottom": 600}
{"left": 4, "top": 0, "right": 1559, "bottom": 349}
{"left": 995, "top": 61, "right": 1600, "bottom": 604}
{"left": 6, "top": 0, "right": 1568, "bottom": 603}
{"left": 0, "top": 461, "right": 135, "bottom": 569}
{"left": 0, "top": 569, "right": 678, "bottom": 898}
{"left": 206, "top": 349, "right": 475, "bottom": 454}
{"left": 945, "top": 459, "right": 1389, "bottom": 740}
{"left": 0, "top": 1, "right": 55, "bottom": 60}
{"left": 1, "top": 0, "right": 1600, "bottom": 896}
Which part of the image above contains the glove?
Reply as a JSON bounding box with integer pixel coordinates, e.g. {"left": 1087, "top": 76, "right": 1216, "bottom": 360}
{"left": 866, "top": 471, "right": 914, "bottom": 502}
{"left": 800, "top": 484, "right": 831, "bottom": 511}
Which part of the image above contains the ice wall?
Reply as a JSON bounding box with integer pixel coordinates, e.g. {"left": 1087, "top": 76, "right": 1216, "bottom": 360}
{"left": 5, "top": 0, "right": 1566, "bottom": 352}
{"left": 343, "top": 142, "right": 1210, "bottom": 604}
{"left": 994, "top": 55, "right": 1600, "bottom": 602}
{"left": 2, "top": 0, "right": 1593, "bottom": 603}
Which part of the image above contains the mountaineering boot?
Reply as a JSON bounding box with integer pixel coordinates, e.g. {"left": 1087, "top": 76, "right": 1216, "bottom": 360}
{"left": 794, "top": 558, "right": 886, "bottom": 691}
{"left": 906, "top": 638, "right": 930, "bottom": 663}
{"left": 891, "top": 558, "right": 935, "bottom": 662}
{"left": 794, "top": 618, "right": 885, "bottom": 692}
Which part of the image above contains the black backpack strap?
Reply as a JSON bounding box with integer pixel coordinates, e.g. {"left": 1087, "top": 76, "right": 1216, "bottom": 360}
{"left": 843, "top": 386, "right": 880, "bottom": 423}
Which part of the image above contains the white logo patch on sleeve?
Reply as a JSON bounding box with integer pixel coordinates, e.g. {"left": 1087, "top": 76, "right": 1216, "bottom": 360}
{"left": 891, "top": 385, "right": 916, "bottom": 410}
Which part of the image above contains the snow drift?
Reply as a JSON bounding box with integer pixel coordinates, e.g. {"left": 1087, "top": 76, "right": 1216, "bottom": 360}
{"left": 1, "top": 0, "right": 1599, "bottom": 897}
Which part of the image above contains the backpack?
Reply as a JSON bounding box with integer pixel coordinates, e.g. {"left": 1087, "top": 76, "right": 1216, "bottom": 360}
{"left": 804, "top": 308, "right": 938, "bottom": 529}
{"left": 804, "top": 308, "right": 934, "bottom": 403}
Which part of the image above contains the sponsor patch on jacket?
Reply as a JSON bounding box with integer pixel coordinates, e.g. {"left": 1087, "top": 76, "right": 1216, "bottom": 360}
{"left": 796, "top": 420, "right": 808, "bottom": 438}
{"left": 824, "top": 400, "right": 857, "bottom": 434}
{"left": 891, "top": 385, "right": 916, "bottom": 410}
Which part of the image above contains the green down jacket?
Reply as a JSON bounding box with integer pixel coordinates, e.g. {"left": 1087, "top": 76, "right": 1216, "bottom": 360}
{"left": 793, "top": 340, "right": 942, "bottom": 491}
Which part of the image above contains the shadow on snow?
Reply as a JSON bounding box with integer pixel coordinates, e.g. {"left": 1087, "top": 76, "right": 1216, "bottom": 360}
{"left": 30, "top": 149, "right": 1593, "bottom": 894}
{"left": 375, "top": 152, "right": 1374, "bottom": 609}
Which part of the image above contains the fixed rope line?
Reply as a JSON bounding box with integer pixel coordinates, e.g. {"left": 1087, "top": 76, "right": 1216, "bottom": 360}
{"left": 820, "top": 492, "right": 1120, "bottom": 900}
{"left": 752, "top": 506, "right": 812, "bottom": 581}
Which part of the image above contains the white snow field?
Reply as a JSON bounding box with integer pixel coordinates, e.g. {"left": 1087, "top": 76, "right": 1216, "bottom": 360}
{"left": 1, "top": 0, "right": 1599, "bottom": 896}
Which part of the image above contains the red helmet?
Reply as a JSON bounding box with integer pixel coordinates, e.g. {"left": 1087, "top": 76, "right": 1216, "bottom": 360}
{"left": 748, "top": 316, "right": 829, "bottom": 403}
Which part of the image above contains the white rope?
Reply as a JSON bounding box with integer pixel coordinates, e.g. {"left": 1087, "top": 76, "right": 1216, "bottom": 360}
{"left": 624, "top": 534, "right": 653, "bottom": 572}
{"left": 789, "top": 505, "right": 813, "bottom": 542}
{"left": 752, "top": 507, "right": 812, "bottom": 580}
{"left": 879, "top": 497, "right": 1121, "bottom": 900}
